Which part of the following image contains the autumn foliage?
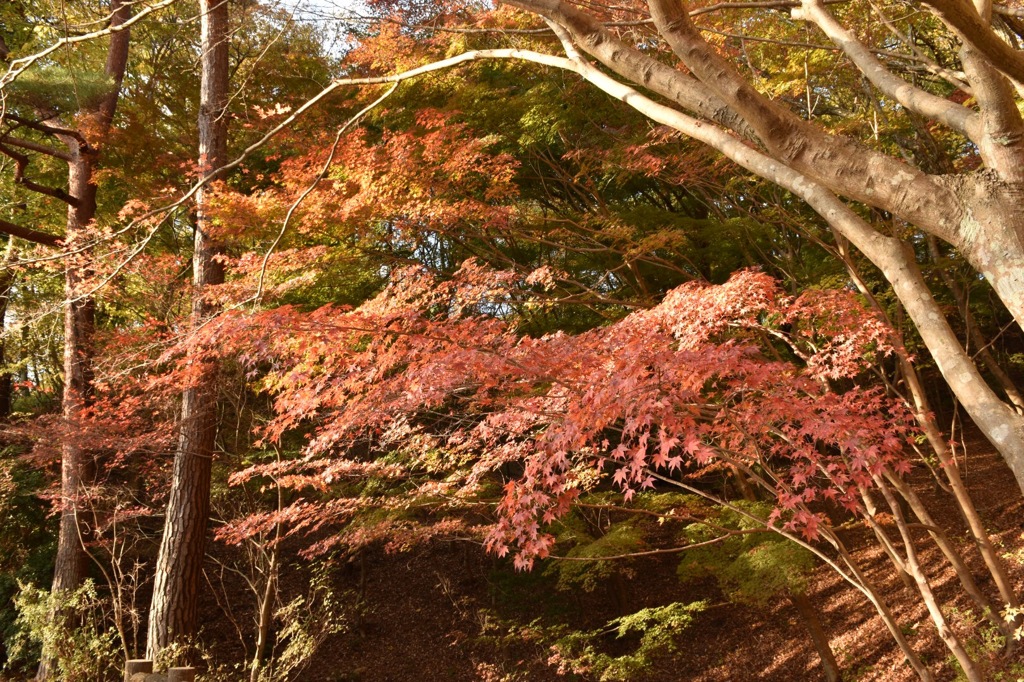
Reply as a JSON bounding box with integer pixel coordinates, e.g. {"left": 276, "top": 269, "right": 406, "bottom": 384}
{"left": 8, "top": 0, "right": 1024, "bottom": 676}
{"left": 179, "top": 262, "right": 915, "bottom": 570}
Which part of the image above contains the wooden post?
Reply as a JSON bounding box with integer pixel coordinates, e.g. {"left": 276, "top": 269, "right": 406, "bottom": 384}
{"left": 125, "top": 659, "right": 153, "bottom": 682}
{"left": 168, "top": 667, "right": 197, "bottom": 682}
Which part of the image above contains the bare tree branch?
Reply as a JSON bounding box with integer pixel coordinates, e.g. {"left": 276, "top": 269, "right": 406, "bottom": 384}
{"left": 0, "top": 218, "right": 61, "bottom": 247}
{"left": 0, "top": 114, "right": 91, "bottom": 148}
{"left": 796, "top": 0, "right": 977, "bottom": 138}
{"left": 0, "top": 143, "right": 79, "bottom": 207}
{"left": 0, "top": 134, "right": 73, "bottom": 162}
{"left": 924, "top": 0, "right": 1024, "bottom": 84}
{"left": 0, "top": 0, "right": 179, "bottom": 92}
{"left": 639, "top": 0, "right": 960, "bottom": 241}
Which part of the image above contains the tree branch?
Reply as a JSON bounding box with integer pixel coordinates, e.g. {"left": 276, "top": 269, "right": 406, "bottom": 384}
{"left": 924, "top": 0, "right": 1024, "bottom": 84}
{"left": 642, "top": 0, "right": 961, "bottom": 242}
{"left": 0, "top": 218, "right": 61, "bottom": 247}
{"left": 959, "top": 45, "right": 1024, "bottom": 181}
{"left": 796, "top": 0, "right": 978, "bottom": 138}
{"left": 0, "top": 134, "right": 73, "bottom": 161}
{"left": 0, "top": 114, "right": 91, "bottom": 148}
{"left": 868, "top": 0, "right": 972, "bottom": 92}
{"left": 0, "top": 0, "right": 178, "bottom": 92}
{"left": 548, "top": 528, "right": 769, "bottom": 562}
{"left": 995, "top": 3, "right": 1024, "bottom": 17}
{"left": 506, "top": 0, "right": 755, "bottom": 138}
{"left": 0, "top": 143, "right": 80, "bottom": 207}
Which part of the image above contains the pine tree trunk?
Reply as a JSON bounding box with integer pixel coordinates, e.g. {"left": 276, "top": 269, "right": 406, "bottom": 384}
{"left": 146, "top": 0, "right": 228, "bottom": 660}
{"left": 38, "top": 139, "right": 103, "bottom": 682}
{"left": 0, "top": 240, "right": 15, "bottom": 418}
{"left": 36, "top": 3, "right": 131, "bottom": 678}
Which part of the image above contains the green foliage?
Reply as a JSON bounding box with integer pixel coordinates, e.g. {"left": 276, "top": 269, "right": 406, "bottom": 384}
{"left": 477, "top": 492, "right": 707, "bottom": 678}
{"left": 542, "top": 492, "right": 700, "bottom": 594}
{"left": 260, "top": 578, "right": 350, "bottom": 682}
{"left": 0, "top": 1, "right": 31, "bottom": 57}
{"left": 0, "top": 449, "right": 55, "bottom": 670}
{"left": 628, "top": 492, "right": 700, "bottom": 513}
{"left": 549, "top": 601, "right": 706, "bottom": 681}
{"left": 546, "top": 515, "right": 643, "bottom": 593}
{"left": 473, "top": 599, "right": 704, "bottom": 682}
{"left": 677, "top": 502, "right": 816, "bottom": 605}
{"left": 4, "top": 68, "right": 115, "bottom": 115}
{"left": 6, "top": 580, "right": 121, "bottom": 681}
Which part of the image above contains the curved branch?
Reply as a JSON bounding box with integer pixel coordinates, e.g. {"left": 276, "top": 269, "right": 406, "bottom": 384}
{"left": 253, "top": 83, "right": 400, "bottom": 304}
{"left": 797, "top": 0, "right": 978, "bottom": 138}
{"left": 0, "top": 0, "right": 178, "bottom": 92}
{"left": 507, "top": 0, "right": 755, "bottom": 137}
{"left": 493, "top": 35, "right": 1024, "bottom": 495}
{"left": 924, "top": 0, "right": 1024, "bottom": 84}
{"left": 0, "top": 143, "right": 79, "bottom": 207}
{"left": 0, "top": 135, "right": 72, "bottom": 161}
{"left": 959, "top": 45, "right": 1024, "bottom": 181}
{"left": 0, "top": 114, "right": 90, "bottom": 148}
{"left": 642, "top": 0, "right": 961, "bottom": 242}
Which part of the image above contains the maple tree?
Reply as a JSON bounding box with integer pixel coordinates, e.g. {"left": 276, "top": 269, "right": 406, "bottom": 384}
{"left": 191, "top": 259, "right": 992, "bottom": 679}
{"left": 291, "top": 0, "right": 1024, "bottom": 501}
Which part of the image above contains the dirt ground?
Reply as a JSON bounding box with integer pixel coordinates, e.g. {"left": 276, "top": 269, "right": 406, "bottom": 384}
{"left": 189, "top": 427, "right": 1024, "bottom": 682}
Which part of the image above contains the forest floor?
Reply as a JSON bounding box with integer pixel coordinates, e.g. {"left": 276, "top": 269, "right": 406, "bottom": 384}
{"left": 199, "top": 429, "right": 1024, "bottom": 682}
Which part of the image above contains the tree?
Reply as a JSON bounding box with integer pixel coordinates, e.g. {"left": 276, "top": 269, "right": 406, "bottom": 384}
{"left": 5, "top": 0, "right": 1024, "bottom": 677}
{"left": 0, "top": 2, "right": 132, "bottom": 677}
{"left": 146, "top": 0, "right": 229, "bottom": 660}
{"left": 303, "top": 0, "right": 1024, "bottom": 495}
{"left": 511, "top": 0, "right": 1024, "bottom": 491}
{"left": 204, "top": 260, "right": 1003, "bottom": 679}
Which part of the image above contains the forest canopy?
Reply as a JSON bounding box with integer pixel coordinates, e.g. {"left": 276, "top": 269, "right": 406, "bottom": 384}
{"left": 2, "top": 0, "right": 1024, "bottom": 679}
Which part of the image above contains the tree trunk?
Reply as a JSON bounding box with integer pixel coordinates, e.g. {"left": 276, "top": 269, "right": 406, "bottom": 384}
{"left": 250, "top": 545, "right": 278, "bottom": 682}
{"left": 870, "top": 240, "right": 1024, "bottom": 493}
{"left": 146, "top": 0, "right": 228, "bottom": 660}
{"left": 836, "top": 234, "right": 1019, "bottom": 619}
{"left": 957, "top": 186, "right": 1024, "bottom": 338}
{"left": 38, "top": 141, "right": 102, "bottom": 682}
{"left": 926, "top": 234, "right": 1024, "bottom": 412}
{"left": 510, "top": 36, "right": 1024, "bottom": 495}
{"left": 789, "top": 590, "right": 841, "bottom": 682}
{"left": 37, "top": 2, "right": 131, "bottom": 678}
{"left": 874, "top": 476, "right": 983, "bottom": 682}
{"left": 0, "top": 239, "right": 15, "bottom": 418}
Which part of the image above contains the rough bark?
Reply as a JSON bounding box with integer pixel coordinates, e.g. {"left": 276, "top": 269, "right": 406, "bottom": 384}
{"left": 953, "top": 182, "right": 1024, "bottom": 344}
{"left": 146, "top": 0, "right": 229, "bottom": 660}
{"left": 36, "top": 2, "right": 131, "bottom": 679}
{"left": 0, "top": 240, "right": 15, "bottom": 418}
